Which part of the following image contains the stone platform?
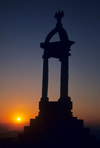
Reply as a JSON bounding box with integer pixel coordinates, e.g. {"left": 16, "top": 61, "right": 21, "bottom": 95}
{"left": 18, "top": 99, "right": 98, "bottom": 148}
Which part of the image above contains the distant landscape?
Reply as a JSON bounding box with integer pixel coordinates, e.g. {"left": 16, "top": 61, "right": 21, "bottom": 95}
{"left": 0, "top": 123, "right": 28, "bottom": 138}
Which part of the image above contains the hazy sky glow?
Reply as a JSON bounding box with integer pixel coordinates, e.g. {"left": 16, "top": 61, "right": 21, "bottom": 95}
{"left": 0, "top": 0, "right": 100, "bottom": 128}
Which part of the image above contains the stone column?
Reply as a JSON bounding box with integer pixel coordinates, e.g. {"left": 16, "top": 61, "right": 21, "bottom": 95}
{"left": 60, "top": 57, "right": 69, "bottom": 100}
{"left": 41, "top": 58, "right": 49, "bottom": 102}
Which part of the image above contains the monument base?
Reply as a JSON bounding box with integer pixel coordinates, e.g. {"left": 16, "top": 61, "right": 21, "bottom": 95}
{"left": 18, "top": 98, "right": 98, "bottom": 148}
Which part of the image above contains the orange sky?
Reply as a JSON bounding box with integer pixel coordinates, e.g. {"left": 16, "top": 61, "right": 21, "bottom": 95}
{"left": 0, "top": 65, "right": 100, "bottom": 127}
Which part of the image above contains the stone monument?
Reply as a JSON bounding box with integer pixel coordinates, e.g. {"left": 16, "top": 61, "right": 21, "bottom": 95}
{"left": 18, "top": 11, "right": 98, "bottom": 148}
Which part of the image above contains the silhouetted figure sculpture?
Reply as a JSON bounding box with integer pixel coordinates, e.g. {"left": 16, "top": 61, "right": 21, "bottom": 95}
{"left": 18, "top": 11, "right": 99, "bottom": 148}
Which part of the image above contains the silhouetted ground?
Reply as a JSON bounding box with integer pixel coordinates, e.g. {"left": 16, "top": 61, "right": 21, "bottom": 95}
{"left": 0, "top": 137, "right": 100, "bottom": 148}
{"left": 0, "top": 131, "right": 23, "bottom": 139}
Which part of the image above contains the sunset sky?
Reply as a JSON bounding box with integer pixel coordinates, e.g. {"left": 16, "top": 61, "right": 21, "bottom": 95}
{"left": 0, "top": 0, "right": 100, "bottom": 129}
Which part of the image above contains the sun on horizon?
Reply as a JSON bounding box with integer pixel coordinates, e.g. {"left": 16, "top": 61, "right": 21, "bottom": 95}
{"left": 17, "top": 117, "right": 21, "bottom": 121}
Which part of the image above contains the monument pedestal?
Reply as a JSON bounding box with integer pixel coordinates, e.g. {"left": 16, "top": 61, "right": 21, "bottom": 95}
{"left": 18, "top": 97, "right": 96, "bottom": 148}
{"left": 18, "top": 99, "right": 97, "bottom": 148}
{"left": 39, "top": 98, "right": 72, "bottom": 119}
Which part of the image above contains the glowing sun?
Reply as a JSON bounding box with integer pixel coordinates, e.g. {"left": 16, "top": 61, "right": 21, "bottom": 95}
{"left": 17, "top": 117, "right": 21, "bottom": 121}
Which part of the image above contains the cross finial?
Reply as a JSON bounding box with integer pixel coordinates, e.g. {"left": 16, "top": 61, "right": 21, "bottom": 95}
{"left": 55, "top": 11, "right": 64, "bottom": 24}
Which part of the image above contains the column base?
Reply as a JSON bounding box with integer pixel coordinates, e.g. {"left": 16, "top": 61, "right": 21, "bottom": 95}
{"left": 40, "top": 97, "right": 49, "bottom": 102}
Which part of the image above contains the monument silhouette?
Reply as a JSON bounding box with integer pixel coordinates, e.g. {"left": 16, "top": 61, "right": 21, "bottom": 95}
{"left": 18, "top": 11, "right": 99, "bottom": 148}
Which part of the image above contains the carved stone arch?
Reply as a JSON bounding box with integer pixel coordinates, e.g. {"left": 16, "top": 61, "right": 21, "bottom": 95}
{"left": 58, "top": 28, "right": 69, "bottom": 42}
{"left": 45, "top": 28, "right": 58, "bottom": 43}
{"left": 45, "top": 27, "right": 69, "bottom": 43}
